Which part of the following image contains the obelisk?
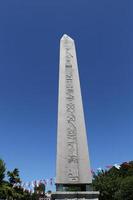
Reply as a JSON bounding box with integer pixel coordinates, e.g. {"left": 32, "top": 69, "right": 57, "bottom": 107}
{"left": 56, "top": 34, "right": 92, "bottom": 191}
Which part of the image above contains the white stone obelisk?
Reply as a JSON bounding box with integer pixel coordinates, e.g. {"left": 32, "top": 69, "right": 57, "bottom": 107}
{"left": 56, "top": 34, "right": 92, "bottom": 190}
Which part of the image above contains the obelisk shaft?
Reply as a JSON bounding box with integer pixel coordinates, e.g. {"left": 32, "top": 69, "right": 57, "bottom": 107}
{"left": 56, "top": 35, "right": 92, "bottom": 188}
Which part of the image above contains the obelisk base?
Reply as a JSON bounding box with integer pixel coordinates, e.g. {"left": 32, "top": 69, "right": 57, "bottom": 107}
{"left": 51, "top": 191, "right": 99, "bottom": 200}
{"left": 56, "top": 184, "right": 93, "bottom": 192}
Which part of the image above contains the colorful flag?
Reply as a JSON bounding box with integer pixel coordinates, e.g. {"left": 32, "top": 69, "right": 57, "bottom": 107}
{"left": 53, "top": 177, "right": 56, "bottom": 183}
{"left": 30, "top": 181, "right": 34, "bottom": 188}
{"left": 13, "top": 183, "right": 16, "bottom": 188}
{"left": 50, "top": 178, "right": 53, "bottom": 185}
{"left": 34, "top": 180, "right": 37, "bottom": 187}
{"left": 25, "top": 182, "right": 29, "bottom": 187}
{"left": 36, "top": 180, "right": 38, "bottom": 187}
{"left": 91, "top": 169, "right": 95, "bottom": 175}
{"left": 106, "top": 165, "right": 113, "bottom": 169}
{"left": 43, "top": 179, "right": 47, "bottom": 185}
{"left": 114, "top": 164, "right": 120, "bottom": 169}
{"left": 28, "top": 182, "right": 31, "bottom": 188}
{"left": 97, "top": 167, "right": 102, "bottom": 172}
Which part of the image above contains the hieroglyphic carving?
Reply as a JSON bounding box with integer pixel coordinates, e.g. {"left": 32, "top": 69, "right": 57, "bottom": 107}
{"left": 65, "top": 41, "right": 79, "bottom": 182}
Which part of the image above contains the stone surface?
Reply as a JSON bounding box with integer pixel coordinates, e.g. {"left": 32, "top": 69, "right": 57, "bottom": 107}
{"left": 54, "top": 199, "right": 98, "bottom": 200}
{"left": 56, "top": 34, "right": 92, "bottom": 185}
{"left": 51, "top": 191, "right": 99, "bottom": 200}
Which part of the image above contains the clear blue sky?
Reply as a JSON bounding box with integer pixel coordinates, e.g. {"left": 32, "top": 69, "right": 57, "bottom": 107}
{"left": 0, "top": 0, "right": 132, "bottom": 191}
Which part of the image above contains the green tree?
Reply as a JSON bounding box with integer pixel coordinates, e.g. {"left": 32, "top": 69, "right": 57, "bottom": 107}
{"left": 7, "top": 168, "right": 21, "bottom": 185}
{"left": 93, "top": 161, "right": 133, "bottom": 200}
{"left": 115, "top": 176, "right": 133, "bottom": 200}
{"left": 0, "top": 158, "right": 33, "bottom": 199}
{"left": 93, "top": 168, "right": 121, "bottom": 200}
{"left": 0, "top": 159, "right": 6, "bottom": 184}
{"left": 0, "top": 184, "right": 13, "bottom": 199}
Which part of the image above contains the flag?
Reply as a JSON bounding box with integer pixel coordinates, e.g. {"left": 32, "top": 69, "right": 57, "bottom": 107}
{"left": 13, "top": 183, "right": 16, "bottom": 188}
{"left": 28, "top": 182, "right": 31, "bottom": 188}
{"left": 97, "top": 167, "right": 102, "bottom": 172}
{"left": 91, "top": 169, "right": 95, "bottom": 175}
{"left": 30, "top": 181, "right": 34, "bottom": 188}
{"left": 43, "top": 179, "right": 47, "bottom": 185}
{"left": 22, "top": 182, "right": 26, "bottom": 190}
{"left": 25, "top": 182, "right": 29, "bottom": 188}
{"left": 114, "top": 164, "right": 120, "bottom": 169}
{"left": 36, "top": 180, "right": 40, "bottom": 187}
{"left": 34, "top": 180, "right": 37, "bottom": 187}
{"left": 50, "top": 178, "right": 53, "bottom": 185}
{"left": 53, "top": 177, "right": 56, "bottom": 183}
{"left": 106, "top": 165, "right": 113, "bottom": 169}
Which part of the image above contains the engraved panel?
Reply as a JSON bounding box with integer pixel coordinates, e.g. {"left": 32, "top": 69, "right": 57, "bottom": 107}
{"left": 64, "top": 42, "right": 79, "bottom": 182}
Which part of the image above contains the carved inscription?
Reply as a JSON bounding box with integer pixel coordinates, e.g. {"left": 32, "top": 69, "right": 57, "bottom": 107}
{"left": 65, "top": 42, "right": 79, "bottom": 182}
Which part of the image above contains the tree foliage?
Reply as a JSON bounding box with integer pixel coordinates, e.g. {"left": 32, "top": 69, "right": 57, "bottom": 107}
{"left": 34, "top": 183, "right": 45, "bottom": 194}
{"left": 7, "top": 168, "right": 21, "bottom": 185}
{"left": 93, "top": 161, "right": 133, "bottom": 200}
{"left": 1, "top": 158, "right": 133, "bottom": 199}
{"left": 0, "top": 159, "right": 35, "bottom": 199}
{"left": 0, "top": 159, "right": 6, "bottom": 184}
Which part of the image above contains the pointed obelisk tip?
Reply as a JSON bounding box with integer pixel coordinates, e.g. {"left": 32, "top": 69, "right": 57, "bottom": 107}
{"left": 61, "top": 34, "right": 73, "bottom": 41}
